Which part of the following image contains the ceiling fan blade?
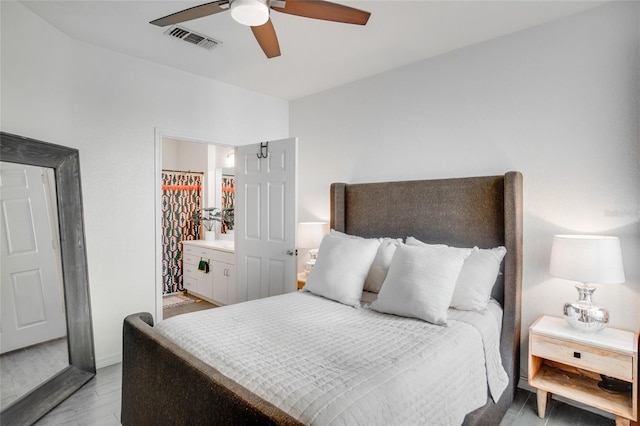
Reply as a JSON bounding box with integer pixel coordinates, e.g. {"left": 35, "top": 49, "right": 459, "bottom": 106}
{"left": 271, "top": 0, "right": 370, "bottom": 25}
{"left": 150, "top": 1, "right": 230, "bottom": 27}
{"left": 251, "top": 19, "right": 281, "bottom": 58}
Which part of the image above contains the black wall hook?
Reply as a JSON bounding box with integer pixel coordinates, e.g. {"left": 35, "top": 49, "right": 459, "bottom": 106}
{"left": 257, "top": 142, "right": 269, "bottom": 159}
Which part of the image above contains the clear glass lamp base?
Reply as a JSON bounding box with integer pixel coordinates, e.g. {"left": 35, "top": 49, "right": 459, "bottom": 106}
{"left": 563, "top": 283, "right": 609, "bottom": 333}
{"left": 303, "top": 249, "right": 319, "bottom": 276}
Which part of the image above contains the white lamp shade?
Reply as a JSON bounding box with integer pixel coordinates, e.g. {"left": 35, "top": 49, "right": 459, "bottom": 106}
{"left": 298, "top": 222, "right": 329, "bottom": 249}
{"left": 230, "top": 0, "right": 269, "bottom": 26}
{"left": 550, "top": 235, "right": 625, "bottom": 284}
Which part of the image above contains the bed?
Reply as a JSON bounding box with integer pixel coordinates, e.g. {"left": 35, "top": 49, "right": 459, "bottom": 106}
{"left": 121, "top": 172, "right": 523, "bottom": 425}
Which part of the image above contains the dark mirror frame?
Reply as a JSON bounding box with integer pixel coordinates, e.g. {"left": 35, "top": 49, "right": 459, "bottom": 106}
{"left": 0, "top": 132, "right": 95, "bottom": 425}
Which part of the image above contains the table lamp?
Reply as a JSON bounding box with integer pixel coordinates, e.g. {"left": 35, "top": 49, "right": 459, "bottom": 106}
{"left": 298, "top": 222, "right": 329, "bottom": 276}
{"left": 549, "top": 235, "right": 625, "bottom": 333}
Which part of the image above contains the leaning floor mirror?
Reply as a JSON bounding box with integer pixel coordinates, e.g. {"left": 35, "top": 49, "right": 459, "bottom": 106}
{"left": 0, "top": 132, "right": 95, "bottom": 425}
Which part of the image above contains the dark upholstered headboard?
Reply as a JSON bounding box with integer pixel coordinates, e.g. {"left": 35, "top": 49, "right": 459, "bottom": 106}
{"left": 330, "top": 172, "right": 523, "bottom": 422}
{"left": 330, "top": 173, "right": 522, "bottom": 304}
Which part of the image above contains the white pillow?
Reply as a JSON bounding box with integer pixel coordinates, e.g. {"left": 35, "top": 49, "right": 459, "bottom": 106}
{"left": 450, "top": 246, "right": 506, "bottom": 310}
{"left": 370, "top": 244, "right": 467, "bottom": 325}
{"left": 364, "top": 238, "right": 402, "bottom": 293}
{"left": 304, "top": 233, "right": 379, "bottom": 307}
{"left": 406, "top": 236, "right": 472, "bottom": 257}
{"left": 330, "top": 230, "right": 402, "bottom": 294}
{"left": 406, "top": 236, "right": 506, "bottom": 311}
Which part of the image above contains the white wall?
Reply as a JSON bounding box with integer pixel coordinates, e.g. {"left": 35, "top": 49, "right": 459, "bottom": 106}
{"left": 162, "top": 138, "right": 208, "bottom": 173}
{"left": 1, "top": 1, "right": 289, "bottom": 367}
{"left": 291, "top": 1, "right": 640, "bottom": 380}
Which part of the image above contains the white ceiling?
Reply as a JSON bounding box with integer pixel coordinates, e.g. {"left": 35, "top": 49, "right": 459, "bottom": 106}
{"left": 21, "top": 0, "right": 606, "bottom": 100}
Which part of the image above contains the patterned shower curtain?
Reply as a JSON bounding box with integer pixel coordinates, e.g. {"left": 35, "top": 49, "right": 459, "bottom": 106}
{"left": 161, "top": 171, "right": 202, "bottom": 294}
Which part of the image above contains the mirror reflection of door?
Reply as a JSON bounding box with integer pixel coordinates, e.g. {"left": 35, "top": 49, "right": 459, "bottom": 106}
{"left": 0, "top": 162, "right": 67, "bottom": 408}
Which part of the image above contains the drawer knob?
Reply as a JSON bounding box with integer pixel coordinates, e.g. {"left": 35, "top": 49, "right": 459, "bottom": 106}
{"left": 573, "top": 352, "right": 581, "bottom": 359}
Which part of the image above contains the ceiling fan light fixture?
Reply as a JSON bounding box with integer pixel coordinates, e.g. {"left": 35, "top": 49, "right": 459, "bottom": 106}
{"left": 230, "top": 0, "right": 269, "bottom": 26}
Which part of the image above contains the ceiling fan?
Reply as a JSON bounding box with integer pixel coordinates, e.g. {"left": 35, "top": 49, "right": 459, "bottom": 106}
{"left": 150, "top": 0, "right": 371, "bottom": 58}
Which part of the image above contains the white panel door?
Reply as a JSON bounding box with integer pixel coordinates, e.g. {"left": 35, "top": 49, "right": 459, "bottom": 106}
{"left": 235, "top": 138, "right": 297, "bottom": 302}
{"left": 0, "top": 162, "right": 66, "bottom": 353}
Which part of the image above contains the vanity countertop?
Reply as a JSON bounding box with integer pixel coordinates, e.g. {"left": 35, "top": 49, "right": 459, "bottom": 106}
{"left": 182, "top": 239, "right": 234, "bottom": 253}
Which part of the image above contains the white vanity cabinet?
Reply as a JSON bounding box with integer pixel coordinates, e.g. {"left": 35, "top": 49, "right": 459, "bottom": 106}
{"left": 182, "top": 240, "right": 235, "bottom": 306}
{"left": 207, "top": 249, "right": 235, "bottom": 306}
{"left": 182, "top": 251, "right": 212, "bottom": 300}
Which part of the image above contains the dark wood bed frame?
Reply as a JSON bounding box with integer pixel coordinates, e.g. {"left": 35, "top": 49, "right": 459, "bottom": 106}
{"left": 122, "top": 172, "right": 523, "bottom": 426}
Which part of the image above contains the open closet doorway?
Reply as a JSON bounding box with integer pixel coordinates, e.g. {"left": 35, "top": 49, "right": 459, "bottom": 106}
{"left": 154, "top": 130, "right": 236, "bottom": 321}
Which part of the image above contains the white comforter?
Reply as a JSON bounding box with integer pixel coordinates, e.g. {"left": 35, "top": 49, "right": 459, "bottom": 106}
{"left": 156, "top": 291, "right": 507, "bottom": 426}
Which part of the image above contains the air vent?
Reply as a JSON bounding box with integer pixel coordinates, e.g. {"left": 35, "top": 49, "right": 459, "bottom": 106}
{"left": 164, "top": 26, "right": 222, "bottom": 50}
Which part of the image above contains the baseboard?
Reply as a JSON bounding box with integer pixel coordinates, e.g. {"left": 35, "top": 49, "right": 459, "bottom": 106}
{"left": 96, "top": 353, "right": 122, "bottom": 369}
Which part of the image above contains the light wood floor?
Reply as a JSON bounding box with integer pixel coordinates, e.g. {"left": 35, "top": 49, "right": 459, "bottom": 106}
{"left": 163, "top": 292, "right": 217, "bottom": 319}
{"left": 21, "top": 297, "right": 616, "bottom": 425}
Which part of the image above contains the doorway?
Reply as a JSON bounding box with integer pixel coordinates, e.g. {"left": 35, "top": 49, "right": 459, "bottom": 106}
{"left": 154, "top": 131, "right": 299, "bottom": 321}
{"left": 154, "top": 130, "right": 236, "bottom": 321}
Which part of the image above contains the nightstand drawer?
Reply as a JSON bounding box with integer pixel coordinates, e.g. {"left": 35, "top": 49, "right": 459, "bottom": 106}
{"left": 531, "top": 334, "right": 633, "bottom": 381}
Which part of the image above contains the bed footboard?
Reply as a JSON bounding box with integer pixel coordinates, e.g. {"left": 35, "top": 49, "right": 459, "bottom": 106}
{"left": 121, "top": 312, "right": 302, "bottom": 426}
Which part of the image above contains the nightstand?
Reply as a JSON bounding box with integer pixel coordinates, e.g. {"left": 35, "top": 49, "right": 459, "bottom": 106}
{"left": 297, "top": 272, "right": 307, "bottom": 290}
{"left": 529, "top": 315, "right": 638, "bottom": 426}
